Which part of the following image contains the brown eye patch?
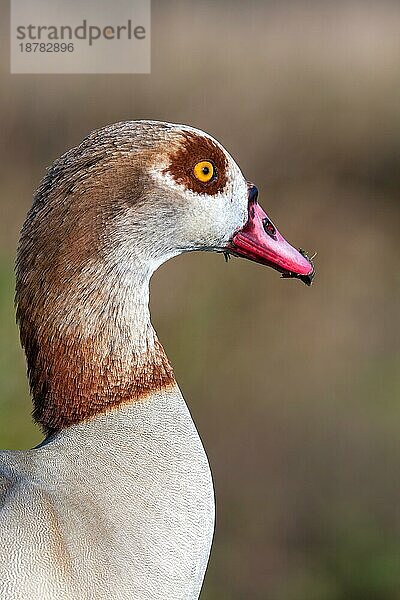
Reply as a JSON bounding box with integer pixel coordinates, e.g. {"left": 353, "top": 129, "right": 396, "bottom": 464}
{"left": 164, "top": 131, "right": 228, "bottom": 195}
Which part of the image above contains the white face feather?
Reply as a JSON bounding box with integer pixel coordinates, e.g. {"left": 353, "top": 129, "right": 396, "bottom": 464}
{"left": 148, "top": 124, "right": 249, "bottom": 255}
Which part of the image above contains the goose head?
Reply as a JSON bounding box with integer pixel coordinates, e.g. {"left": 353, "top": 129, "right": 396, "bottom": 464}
{"left": 84, "top": 120, "right": 313, "bottom": 282}
{"left": 143, "top": 122, "right": 314, "bottom": 283}
{"left": 16, "top": 120, "right": 314, "bottom": 432}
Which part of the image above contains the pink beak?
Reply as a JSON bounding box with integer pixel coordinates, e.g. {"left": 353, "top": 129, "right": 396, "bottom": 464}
{"left": 228, "top": 184, "right": 315, "bottom": 285}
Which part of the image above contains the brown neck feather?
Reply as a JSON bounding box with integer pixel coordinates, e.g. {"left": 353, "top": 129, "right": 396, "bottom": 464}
{"left": 24, "top": 330, "right": 174, "bottom": 433}
{"left": 17, "top": 272, "right": 176, "bottom": 433}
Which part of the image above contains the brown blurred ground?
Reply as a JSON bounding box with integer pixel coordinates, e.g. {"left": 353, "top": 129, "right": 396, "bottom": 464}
{"left": 0, "top": 1, "right": 400, "bottom": 598}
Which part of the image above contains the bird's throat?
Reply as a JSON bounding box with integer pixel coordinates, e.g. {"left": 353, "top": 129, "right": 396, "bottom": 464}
{"left": 18, "top": 264, "right": 175, "bottom": 433}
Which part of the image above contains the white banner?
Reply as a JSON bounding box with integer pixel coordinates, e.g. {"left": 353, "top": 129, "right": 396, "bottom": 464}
{"left": 10, "top": 0, "right": 151, "bottom": 74}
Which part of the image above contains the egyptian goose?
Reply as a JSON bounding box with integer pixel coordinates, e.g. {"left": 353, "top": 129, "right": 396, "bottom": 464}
{"left": 0, "top": 121, "right": 313, "bottom": 599}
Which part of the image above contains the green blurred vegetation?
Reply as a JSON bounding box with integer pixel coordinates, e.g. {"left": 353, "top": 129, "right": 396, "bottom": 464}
{"left": 0, "top": 261, "right": 40, "bottom": 447}
{"left": 1, "top": 1, "right": 400, "bottom": 598}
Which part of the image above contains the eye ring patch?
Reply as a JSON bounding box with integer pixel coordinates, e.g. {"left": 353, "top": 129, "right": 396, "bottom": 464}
{"left": 193, "top": 160, "right": 216, "bottom": 184}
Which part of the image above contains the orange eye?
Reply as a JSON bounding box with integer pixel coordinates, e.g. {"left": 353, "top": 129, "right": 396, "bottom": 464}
{"left": 193, "top": 160, "right": 215, "bottom": 183}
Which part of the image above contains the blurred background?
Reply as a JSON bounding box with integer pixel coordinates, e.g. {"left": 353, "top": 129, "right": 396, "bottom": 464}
{"left": 1, "top": 1, "right": 399, "bottom": 598}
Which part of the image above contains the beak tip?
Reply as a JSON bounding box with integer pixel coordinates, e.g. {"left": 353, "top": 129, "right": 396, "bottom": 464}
{"left": 281, "top": 268, "right": 315, "bottom": 286}
{"left": 300, "top": 270, "right": 315, "bottom": 286}
{"left": 298, "top": 249, "right": 316, "bottom": 286}
{"left": 280, "top": 249, "right": 316, "bottom": 286}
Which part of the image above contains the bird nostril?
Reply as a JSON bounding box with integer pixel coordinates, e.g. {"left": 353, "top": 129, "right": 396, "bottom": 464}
{"left": 263, "top": 217, "right": 276, "bottom": 238}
